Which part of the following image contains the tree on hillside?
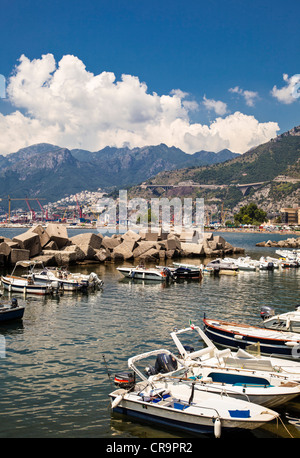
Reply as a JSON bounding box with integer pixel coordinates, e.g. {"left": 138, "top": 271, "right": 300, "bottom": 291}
{"left": 234, "top": 203, "right": 267, "bottom": 226}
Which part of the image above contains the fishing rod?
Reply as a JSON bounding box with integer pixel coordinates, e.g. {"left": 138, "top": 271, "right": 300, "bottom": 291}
{"left": 102, "top": 354, "right": 113, "bottom": 388}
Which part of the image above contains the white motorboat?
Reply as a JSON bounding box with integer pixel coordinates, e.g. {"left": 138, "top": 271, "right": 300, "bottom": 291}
{"left": 170, "top": 323, "right": 300, "bottom": 382}
{"left": 275, "top": 249, "right": 300, "bottom": 267}
{"left": 265, "top": 257, "right": 280, "bottom": 269}
{"left": 117, "top": 265, "right": 173, "bottom": 281}
{"left": 235, "top": 257, "right": 257, "bottom": 271}
{"left": 109, "top": 349, "right": 279, "bottom": 437}
{"left": 280, "top": 259, "right": 299, "bottom": 268}
{"left": 206, "top": 258, "right": 239, "bottom": 275}
{"left": 28, "top": 266, "right": 103, "bottom": 291}
{"left": 201, "top": 264, "right": 214, "bottom": 275}
{"left": 1, "top": 261, "right": 55, "bottom": 295}
{"left": 170, "top": 325, "right": 300, "bottom": 408}
{"left": 275, "top": 249, "right": 300, "bottom": 262}
{"left": 259, "top": 257, "right": 275, "bottom": 270}
{"left": 261, "top": 305, "right": 300, "bottom": 333}
{"left": 225, "top": 256, "right": 257, "bottom": 271}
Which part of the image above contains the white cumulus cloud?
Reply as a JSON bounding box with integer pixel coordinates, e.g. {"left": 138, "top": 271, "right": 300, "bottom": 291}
{"left": 229, "top": 86, "right": 259, "bottom": 107}
{"left": 0, "top": 53, "right": 279, "bottom": 155}
{"left": 271, "top": 73, "right": 300, "bottom": 104}
{"left": 202, "top": 95, "right": 228, "bottom": 115}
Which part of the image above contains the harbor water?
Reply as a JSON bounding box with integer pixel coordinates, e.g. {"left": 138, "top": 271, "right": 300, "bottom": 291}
{"left": 0, "top": 228, "right": 300, "bottom": 439}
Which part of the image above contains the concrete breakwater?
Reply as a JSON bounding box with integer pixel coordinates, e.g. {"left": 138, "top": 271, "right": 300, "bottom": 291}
{"left": 0, "top": 224, "right": 245, "bottom": 266}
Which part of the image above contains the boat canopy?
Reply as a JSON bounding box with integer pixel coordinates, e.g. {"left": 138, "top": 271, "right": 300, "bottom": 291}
{"left": 15, "top": 260, "right": 45, "bottom": 267}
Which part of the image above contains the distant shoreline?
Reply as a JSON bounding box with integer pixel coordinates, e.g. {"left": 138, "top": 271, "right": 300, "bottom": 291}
{"left": 0, "top": 223, "right": 299, "bottom": 236}
{"left": 212, "top": 227, "right": 300, "bottom": 236}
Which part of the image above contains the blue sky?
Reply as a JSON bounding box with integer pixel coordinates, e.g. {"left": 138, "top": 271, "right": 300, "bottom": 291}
{"left": 0, "top": 0, "right": 299, "bottom": 155}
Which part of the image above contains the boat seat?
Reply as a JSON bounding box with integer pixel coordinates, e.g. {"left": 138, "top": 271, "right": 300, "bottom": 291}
{"left": 224, "top": 356, "right": 275, "bottom": 372}
{"left": 187, "top": 346, "right": 215, "bottom": 360}
{"left": 216, "top": 348, "right": 231, "bottom": 358}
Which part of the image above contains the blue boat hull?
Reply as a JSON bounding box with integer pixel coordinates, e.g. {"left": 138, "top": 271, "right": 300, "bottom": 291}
{"left": 203, "top": 320, "right": 298, "bottom": 359}
{"left": 112, "top": 405, "right": 215, "bottom": 436}
{"left": 0, "top": 307, "right": 25, "bottom": 322}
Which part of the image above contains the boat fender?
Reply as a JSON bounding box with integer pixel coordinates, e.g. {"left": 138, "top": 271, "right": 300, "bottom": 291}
{"left": 111, "top": 394, "right": 123, "bottom": 409}
{"left": 234, "top": 334, "right": 244, "bottom": 340}
{"left": 214, "top": 417, "right": 221, "bottom": 438}
{"left": 285, "top": 341, "right": 299, "bottom": 347}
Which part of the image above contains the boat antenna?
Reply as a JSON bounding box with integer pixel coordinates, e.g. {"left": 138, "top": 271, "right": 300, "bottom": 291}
{"left": 102, "top": 354, "right": 113, "bottom": 388}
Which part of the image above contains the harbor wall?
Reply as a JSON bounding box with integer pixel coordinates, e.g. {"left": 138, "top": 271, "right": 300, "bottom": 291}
{"left": 0, "top": 224, "right": 245, "bottom": 266}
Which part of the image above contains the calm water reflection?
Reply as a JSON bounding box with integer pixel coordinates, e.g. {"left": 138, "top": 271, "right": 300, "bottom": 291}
{"left": 0, "top": 230, "right": 299, "bottom": 438}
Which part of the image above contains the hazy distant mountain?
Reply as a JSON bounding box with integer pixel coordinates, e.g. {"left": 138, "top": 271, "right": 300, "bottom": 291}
{"left": 0, "top": 143, "right": 239, "bottom": 204}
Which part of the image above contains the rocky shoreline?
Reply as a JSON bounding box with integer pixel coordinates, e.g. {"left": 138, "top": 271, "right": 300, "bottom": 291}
{"left": 256, "top": 237, "right": 300, "bottom": 248}
{"left": 0, "top": 224, "right": 245, "bottom": 266}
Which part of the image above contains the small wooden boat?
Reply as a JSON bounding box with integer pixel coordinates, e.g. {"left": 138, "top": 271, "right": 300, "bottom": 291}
{"left": 109, "top": 349, "right": 279, "bottom": 437}
{"left": 203, "top": 317, "right": 300, "bottom": 359}
{"left": 0, "top": 298, "right": 25, "bottom": 322}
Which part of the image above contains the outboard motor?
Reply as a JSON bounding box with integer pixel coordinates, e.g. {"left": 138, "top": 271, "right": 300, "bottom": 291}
{"left": 114, "top": 371, "right": 135, "bottom": 389}
{"left": 163, "top": 267, "right": 174, "bottom": 280}
{"left": 11, "top": 298, "right": 18, "bottom": 308}
{"left": 260, "top": 306, "right": 275, "bottom": 320}
{"left": 154, "top": 353, "right": 177, "bottom": 373}
{"left": 89, "top": 272, "right": 103, "bottom": 289}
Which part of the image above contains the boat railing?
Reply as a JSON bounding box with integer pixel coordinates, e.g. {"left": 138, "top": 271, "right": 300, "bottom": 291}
{"left": 157, "top": 373, "right": 252, "bottom": 404}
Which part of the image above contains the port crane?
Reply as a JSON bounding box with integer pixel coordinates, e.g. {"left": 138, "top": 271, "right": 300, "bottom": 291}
{"left": 0, "top": 196, "right": 46, "bottom": 222}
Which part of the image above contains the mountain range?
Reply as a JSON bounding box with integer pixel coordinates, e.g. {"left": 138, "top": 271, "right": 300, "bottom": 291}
{"left": 144, "top": 126, "right": 300, "bottom": 187}
{"left": 0, "top": 143, "right": 239, "bottom": 205}
{"left": 0, "top": 124, "right": 299, "bottom": 214}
